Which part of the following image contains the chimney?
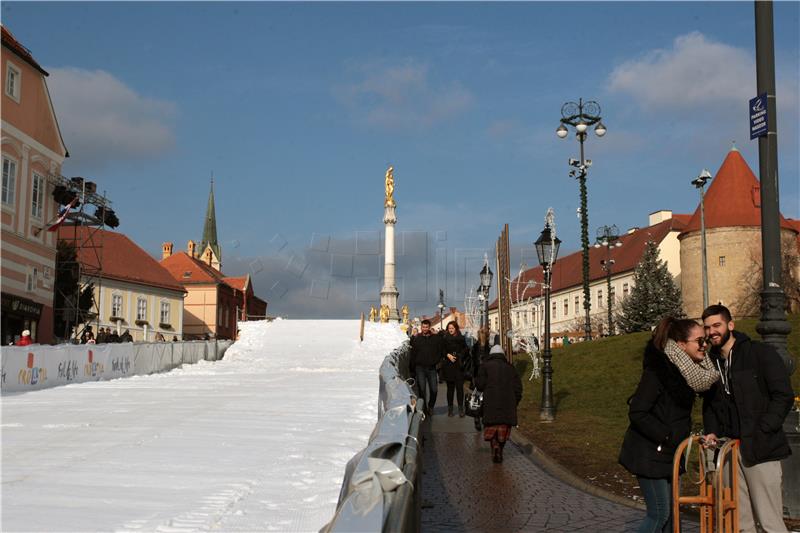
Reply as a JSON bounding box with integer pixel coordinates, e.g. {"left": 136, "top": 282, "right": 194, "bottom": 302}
{"left": 648, "top": 210, "right": 673, "bottom": 226}
{"left": 162, "top": 242, "right": 173, "bottom": 259}
{"left": 203, "top": 247, "right": 213, "bottom": 267}
{"left": 187, "top": 240, "right": 196, "bottom": 257}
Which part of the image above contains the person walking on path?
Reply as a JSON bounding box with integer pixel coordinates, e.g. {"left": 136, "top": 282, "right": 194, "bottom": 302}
{"left": 441, "top": 321, "right": 469, "bottom": 417}
{"left": 410, "top": 319, "right": 444, "bottom": 416}
{"left": 619, "top": 316, "right": 718, "bottom": 533}
{"left": 700, "top": 304, "right": 794, "bottom": 533}
{"left": 475, "top": 344, "right": 522, "bottom": 464}
{"left": 469, "top": 327, "right": 493, "bottom": 430}
{"left": 15, "top": 329, "right": 33, "bottom": 346}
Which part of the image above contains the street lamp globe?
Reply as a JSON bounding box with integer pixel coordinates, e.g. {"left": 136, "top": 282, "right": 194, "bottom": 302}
{"left": 535, "top": 226, "right": 561, "bottom": 267}
{"left": 556, "top": 124, "right": 569, "bottom": 138}
{"left": 575, "top": 122, "right": 588, "bottom": 133}
{"left": 595, "top": 122, "right": 607, "bottom": 137}
{"left": 480, "top": 263, "right": 493, "bottom": 292}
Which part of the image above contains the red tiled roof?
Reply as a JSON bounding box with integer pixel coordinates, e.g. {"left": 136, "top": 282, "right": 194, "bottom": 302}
{"left": 682, "top": 148, "right": 794, "bottom": 235}
{"left": 59, "top": 227, "right": 185, "bottom": 293}
{"left": 1, "top": 25, "right": 48, "bottom": 76}
{"left": 223, "top": 276, "right": 248, "bottom": 291}
{"left": 489, "top": 217, "right": 686, "bottom": 309}
{"left": 160, "top": 252, "right": 227, "bottom": 285}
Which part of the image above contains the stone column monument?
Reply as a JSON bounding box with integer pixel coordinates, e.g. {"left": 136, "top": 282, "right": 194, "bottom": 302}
{"left": 380, "top": 166, "right": 400, "bottom": 322}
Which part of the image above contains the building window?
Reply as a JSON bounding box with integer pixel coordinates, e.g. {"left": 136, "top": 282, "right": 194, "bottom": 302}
{"left": 160, "top": 301, "right": 170, "bottom": 325}
{"left": 610, "top": 286, "right": 616, "bottom": 302}
{"left": 623, "top": 283, "right": 629, "bottom": 298}
{"left": 552, "top": 301, "right": 557, "bottom": 319}
{"left": 574, "top": 295, "right": 579, "bottom": 315}
{"left": 31, "top": 173, "right": 45, "bottom": 219}
{"left": 719, "top": 256, "right": 726, "bottom": 267}
{"left": 26, "top": 267, "right": 37, "bottom": 292}
{"left": 137, "top": 297, "right": 147, "bottom": 321}
{"left": 2, "top": 157, "right": 16, "bottom": 206}
{"left": 598, "top": 289, "right": 604, "bottom": 308}
{"left": 112, "top": 294, "right": 123, "bottom": 317}
{"left": 563, "top": 300, "right": 568, "bottom": 316}
{"left": 6, "top": 62, "right": 21, "bottom": 102}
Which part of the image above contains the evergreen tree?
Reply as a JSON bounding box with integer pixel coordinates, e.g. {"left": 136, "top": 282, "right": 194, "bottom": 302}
{"left": 617, "top": 240, "right": 684, "bottom": 333}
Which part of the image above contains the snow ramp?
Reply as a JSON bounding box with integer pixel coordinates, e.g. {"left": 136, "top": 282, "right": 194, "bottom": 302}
{"left": 1, "top": 319, "right": 408, "bottom": 532}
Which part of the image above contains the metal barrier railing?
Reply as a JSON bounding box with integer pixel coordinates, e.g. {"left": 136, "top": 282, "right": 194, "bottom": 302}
{"left": 321, "top": 340, "right": 424, "bottom": 532}
{"left": 672, "top": 436, "right": 740, "bottom": 533}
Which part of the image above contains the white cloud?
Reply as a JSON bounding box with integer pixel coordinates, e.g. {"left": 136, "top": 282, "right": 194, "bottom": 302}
{"left": 607, "top": 32, "right": 756, "bottom": 109}
{"left": 335, "top": 60, "right": 474, "bottom": 129}
{"left": 47, "top": 67, "right": 176, "bottom": 168}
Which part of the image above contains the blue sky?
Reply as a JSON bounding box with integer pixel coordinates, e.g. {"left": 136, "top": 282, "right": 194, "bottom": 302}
{"left": 3, "top": 1, "right": 799, "bottom": 319}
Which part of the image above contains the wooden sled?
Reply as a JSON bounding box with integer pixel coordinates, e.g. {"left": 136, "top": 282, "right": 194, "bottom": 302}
{"left": 672, "top": 436, "right": 740, "bottom": 533}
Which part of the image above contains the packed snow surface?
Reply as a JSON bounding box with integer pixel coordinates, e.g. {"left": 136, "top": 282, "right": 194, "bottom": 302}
{"left": 2, "top": 320, "right": 408, "bottom": 532}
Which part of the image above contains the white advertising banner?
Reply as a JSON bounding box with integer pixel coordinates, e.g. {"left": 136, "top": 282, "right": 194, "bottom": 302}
{"left": 2, "top": 341, "right": 232, "bottom": 394}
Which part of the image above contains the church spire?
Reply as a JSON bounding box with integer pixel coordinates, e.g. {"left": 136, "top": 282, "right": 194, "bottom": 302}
{"left": 201, "top": 177, "right": 220, "bottom": 262}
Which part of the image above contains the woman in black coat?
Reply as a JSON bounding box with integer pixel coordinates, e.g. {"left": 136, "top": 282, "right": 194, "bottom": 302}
{"left": 469, "top": 327, "right": 493, "bottom": 430}
{"left": 619, "top": 317, "right": 719, "bottom": 533}
{"left": 475, "top": 344, "right": 523, "bottom": 463}
{"left": 441, "top": 321, "right": 469, "bottom": 417}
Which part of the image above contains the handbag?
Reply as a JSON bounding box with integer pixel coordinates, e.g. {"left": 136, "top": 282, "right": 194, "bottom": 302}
{"left": 465, "top": 389, "right": 483, "bottom": 418}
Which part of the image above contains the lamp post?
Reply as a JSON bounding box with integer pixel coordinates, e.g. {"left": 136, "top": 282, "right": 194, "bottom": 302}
{"left": 594, "top": 225, "right": 622, "bottom": 336}
{"left": 479, "top": 257, "right": 493, "bottom": 331}
{"left": 691, "top": 169, "right": 713, "bottom": 310}
{"left": 437, "top": 289, "right": 446, "bottom": 331}
{"left": 535, "top": 212, "right": 561, "bottom": 421}
{"left": 557, "top": 98, "right": 606, "bottom": 342}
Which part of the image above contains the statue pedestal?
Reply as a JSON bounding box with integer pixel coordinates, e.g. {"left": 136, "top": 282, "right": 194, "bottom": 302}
{"left": 381, "top": 205, "right": 400, "bottom": 322}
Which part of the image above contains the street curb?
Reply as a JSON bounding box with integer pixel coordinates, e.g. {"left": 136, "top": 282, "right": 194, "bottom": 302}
{"left": 510, "top": 430, "right": 647, "bottom": 511}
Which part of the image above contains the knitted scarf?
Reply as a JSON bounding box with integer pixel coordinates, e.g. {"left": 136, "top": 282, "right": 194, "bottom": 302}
{"left": 664, "top": 339, "right": 719, "bottom": 392}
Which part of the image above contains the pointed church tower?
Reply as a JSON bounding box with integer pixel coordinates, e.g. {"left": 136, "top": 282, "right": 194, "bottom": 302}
{"left": 200, "top": 178, "right": 222, "bottom": 271}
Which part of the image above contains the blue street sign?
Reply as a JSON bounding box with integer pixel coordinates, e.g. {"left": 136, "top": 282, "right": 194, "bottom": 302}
{"left": 750, "top": 93, "right": 768, "bottom": 139}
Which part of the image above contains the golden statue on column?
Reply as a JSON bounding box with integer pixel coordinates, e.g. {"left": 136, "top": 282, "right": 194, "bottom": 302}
{"left": 385, "top": 166, "right": 396, "bottom": 207}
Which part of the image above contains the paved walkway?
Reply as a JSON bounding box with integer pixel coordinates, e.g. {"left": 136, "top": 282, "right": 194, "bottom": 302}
{"left": 420, "top": 385, "right": 699, "bottom": 532}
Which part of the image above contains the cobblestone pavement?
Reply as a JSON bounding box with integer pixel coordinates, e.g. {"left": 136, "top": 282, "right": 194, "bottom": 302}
{"left": 420, "top": 386, "right": 700, "bottom": 532}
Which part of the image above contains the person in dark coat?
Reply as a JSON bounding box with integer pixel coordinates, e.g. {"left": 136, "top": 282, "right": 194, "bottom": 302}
{"left": 619, "top": 316, "right": 718, "bottom": 533}
{"left": 409, "top": 319, "right": 445, "bottom": 416}
{"left": 120, "top": 329, "right": 133, "bottom": 343}
{"left": 469, "top": 327, "right": 493, "bottom": 430}
{"left": 441, "top": 321, "right": 469, "bottom": 417}
{"left": 108, "top": 330, "right": 120, "bottom": 343}
{"left": 700, "top": 304, "right": 794, "bottom": 533}
{"left": 475, "top": 344, "right": 523, "bottom": 463}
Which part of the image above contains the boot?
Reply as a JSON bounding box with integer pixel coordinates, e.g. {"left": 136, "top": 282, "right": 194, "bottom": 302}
{"left": 447, "top": 405, "right": 454, "bottom": 417}
{"left": 459, "top": 406, "right": 465, "bottom": 417}
{"left": 492, "top": 447, "right": 501, "bottom": 463}
{"left": 498, "top": 447, "right": 504, "bottom": 463}
{"left": 474, "top": 419, "right": 482, "bottom": 431}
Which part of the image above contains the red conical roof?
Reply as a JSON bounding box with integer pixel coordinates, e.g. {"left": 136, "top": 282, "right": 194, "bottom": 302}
{"left": 682, "top": 148, "right": 794, "bottom": 234}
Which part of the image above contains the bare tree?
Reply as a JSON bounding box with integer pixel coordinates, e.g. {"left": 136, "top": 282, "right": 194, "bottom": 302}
{"left": 736, "top": 245, "right": 800, "bottom": 316}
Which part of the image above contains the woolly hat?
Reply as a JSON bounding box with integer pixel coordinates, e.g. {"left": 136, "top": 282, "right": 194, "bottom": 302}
{"left": 22, "top": 330, "right": 30, "bottom": 337}
{"left": 490, "top": 344, "right": 504, "bottom": 355}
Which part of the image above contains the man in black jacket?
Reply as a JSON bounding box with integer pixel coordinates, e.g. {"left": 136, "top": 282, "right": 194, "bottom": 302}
{"left": 410, "top": 319, "right": 444, "bottom": 416}
{"left": 701, "top": 304, "right": 794, "bottom": 533}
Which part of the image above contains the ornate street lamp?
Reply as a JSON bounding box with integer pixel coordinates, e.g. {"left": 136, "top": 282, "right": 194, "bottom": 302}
{"left": 437, "top": 289, "right": 446, "bottom": 331}
{"left": 535, "top": 211, "right": 561, "bottom": 421}
{"left": 557, "top": 98, "right": 606, "bottom": 341}
{"left": 594, "top": 225, "right": 622, "bottom": 336}
{"left": 479, "top": 256, "right": 493, "bottom": 330}
{"left": 691, "top": 169, "right": 713, "bottom": 310}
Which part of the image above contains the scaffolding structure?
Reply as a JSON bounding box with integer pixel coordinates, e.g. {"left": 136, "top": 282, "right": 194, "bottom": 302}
{"left": 45, "top": 174, "right": 114, "bottom": 341}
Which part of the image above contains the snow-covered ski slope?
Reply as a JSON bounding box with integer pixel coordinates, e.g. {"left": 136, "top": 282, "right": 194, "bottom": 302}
{"left": 1, "top": 319, "right": 408, "bottom": 532}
